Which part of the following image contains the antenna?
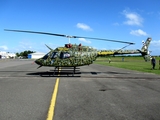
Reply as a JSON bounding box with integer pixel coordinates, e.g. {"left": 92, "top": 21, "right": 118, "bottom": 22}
{"left": 69, "top": 37, "right": 70, "bottom": 43}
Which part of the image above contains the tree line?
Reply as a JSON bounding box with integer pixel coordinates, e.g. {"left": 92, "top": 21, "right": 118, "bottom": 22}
{"left": 16, "top": 50, "right": 35, "bottom": 58}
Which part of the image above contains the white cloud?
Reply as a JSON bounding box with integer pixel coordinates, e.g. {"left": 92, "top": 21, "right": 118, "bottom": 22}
{"left": 130, "top": 29, "right": 148, "bottom": 36}
{"left": 113, "top": 22, "right": 120, "bottom": 26}
{"left": 78, "top": 38, "right": 91, "bottom": 44}
{"left": 123, "top": 10, "right": 143, "bottom": 26}
{"left": 18, "top": 41, "right": 33, "bottom": 50}
{"left": 150, "top": 40, "right": 160, "bottom": 55}
{"left": 0, "top": 45, "right": 8, "bottom": 50}
{"left": 151, "top": 40, "right": 160, "bottom": 47}
{"left": 76, "top": 23, "right": 93, "bottom": 31}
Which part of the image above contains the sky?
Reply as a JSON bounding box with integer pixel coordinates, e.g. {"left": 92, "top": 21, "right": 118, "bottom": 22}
{"left": 0, "top": 0, "right": 160, "bottom": 55}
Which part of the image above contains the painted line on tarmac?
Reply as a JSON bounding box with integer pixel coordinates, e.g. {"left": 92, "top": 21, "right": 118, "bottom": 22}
{"left": 46, "top": 68, "right": 61, "bottom": 120}
{"left": 46, "top": 78, "right": 59, "bottom": 120}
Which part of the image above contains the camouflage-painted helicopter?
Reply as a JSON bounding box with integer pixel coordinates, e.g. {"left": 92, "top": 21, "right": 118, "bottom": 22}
{"left": 4, "top": 29, "right": 151, "bottom": 75}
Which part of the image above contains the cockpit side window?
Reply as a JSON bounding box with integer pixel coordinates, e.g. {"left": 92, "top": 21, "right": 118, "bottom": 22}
{"left": 60, "top": 52, "right": 70, "bottom": 59}
{"left": 51, "top": 52, "right": 58, "bottom": 59}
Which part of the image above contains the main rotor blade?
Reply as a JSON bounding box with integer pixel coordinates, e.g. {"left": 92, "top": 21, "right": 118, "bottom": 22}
{"left": 4, "top": 29, "right": 67, "bottom": 37}
{"left": 75, "top": 36, "right": 134, "bottom": 44}
{"left": 4, "top": 29, "right": 135, "bottom": 44}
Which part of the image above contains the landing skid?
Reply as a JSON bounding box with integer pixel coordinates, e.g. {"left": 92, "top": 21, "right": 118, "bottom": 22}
{"left": 48, "top": 66, "right": 81, "bottom": 77}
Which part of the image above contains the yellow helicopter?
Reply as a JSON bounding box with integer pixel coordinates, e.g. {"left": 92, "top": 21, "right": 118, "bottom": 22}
{"left": 4, "top": 29, "right": 151, "bottom": 76}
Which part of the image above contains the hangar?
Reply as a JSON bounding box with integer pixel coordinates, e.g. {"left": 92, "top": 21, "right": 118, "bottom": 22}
{"left": 0, "top": 51, "right": 16, "bottom": 59}
{"left": 28, "top": 52, "right": 45, "bottom": 59}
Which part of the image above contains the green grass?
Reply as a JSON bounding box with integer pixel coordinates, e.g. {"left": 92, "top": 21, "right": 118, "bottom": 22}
{"left": 94, "top": 56, "right": 160, "bottom": 75}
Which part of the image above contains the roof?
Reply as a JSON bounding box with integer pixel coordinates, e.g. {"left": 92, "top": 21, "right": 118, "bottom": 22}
{"left": 28, "top": 52, "right": 45, "bottom": 55}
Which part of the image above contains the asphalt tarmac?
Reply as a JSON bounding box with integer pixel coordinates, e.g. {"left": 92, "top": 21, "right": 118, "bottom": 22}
{"left": 0, "top": 59, "right": 160, "bottom": 120}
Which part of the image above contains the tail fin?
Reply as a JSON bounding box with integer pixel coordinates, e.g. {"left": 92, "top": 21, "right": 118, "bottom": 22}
{"left": 141, "top": 37, "right": 152, "bottom": 53}
{"left": 138, "top": 37, "right": 152, "bottom": 61}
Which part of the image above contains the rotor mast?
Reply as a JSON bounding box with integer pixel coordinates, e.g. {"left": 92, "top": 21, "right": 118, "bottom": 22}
{"left": 69, "top": 37, "right": 70, "bottom": 43}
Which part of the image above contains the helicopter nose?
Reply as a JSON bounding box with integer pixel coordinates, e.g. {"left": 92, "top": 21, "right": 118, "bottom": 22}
{"left": 35, "top": 59, "right": 41, "bottom": 65}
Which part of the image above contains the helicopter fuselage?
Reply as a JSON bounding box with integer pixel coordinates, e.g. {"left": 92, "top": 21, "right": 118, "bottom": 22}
{"left": 35, "top": 44, "right": 98, "bottom": 67}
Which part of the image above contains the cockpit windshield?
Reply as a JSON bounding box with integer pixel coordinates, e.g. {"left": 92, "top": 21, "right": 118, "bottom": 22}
{"left": 42, "top": 52, "right": 49, "bottom": 60}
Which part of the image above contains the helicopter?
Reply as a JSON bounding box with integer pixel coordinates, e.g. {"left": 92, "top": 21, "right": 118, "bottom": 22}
{"left": 4, "top": 29, "right": 151, "bottom": 75}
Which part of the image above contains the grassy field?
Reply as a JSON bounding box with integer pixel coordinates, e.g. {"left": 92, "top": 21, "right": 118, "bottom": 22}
{"left": 94, "top": 56, "right": 160, "bottom": 75}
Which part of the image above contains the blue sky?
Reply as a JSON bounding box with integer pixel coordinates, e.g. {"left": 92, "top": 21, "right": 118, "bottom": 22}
{"left": 0, "top": 0, "right": 160, "bottom": 55}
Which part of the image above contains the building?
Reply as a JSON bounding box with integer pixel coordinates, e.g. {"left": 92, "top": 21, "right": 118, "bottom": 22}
{"left": 28, "top": 52, "right": 45, "bottom": 59}
{"left": 0, "top": 51, "right": 16, "bottom": 59}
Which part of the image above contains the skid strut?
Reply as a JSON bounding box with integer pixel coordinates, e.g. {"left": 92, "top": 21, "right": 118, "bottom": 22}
{"left": 52, "top": 66, "right": 77, "bottom": 76}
